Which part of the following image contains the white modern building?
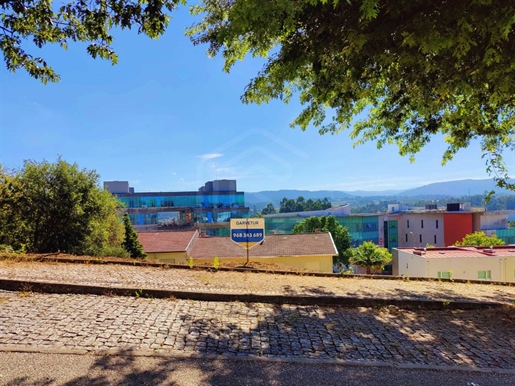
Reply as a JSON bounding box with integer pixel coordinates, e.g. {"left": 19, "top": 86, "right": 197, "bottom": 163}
{"left": 393, "top": 246, "right": 515, "bottom": 282}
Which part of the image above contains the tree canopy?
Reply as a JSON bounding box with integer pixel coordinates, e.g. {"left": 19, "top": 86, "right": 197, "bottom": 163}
{"left": 292, "top": 215, "right": 351, "bottom": 264}
{"left": 347, "top": 241, "right": 391, "bottom": 274}
{"left": 189, "top": 0, "right": 515, "bottom": 192}
{"left": 454, "top": 231, "right": 505, "bottom": 247}
{"left": 0, "top": 159, "right": 126, "bottom": 255}
{"left": 260, "top": 202, "right": 276, "bottom": 215}
{"left": 6, "top": 1, "right": 515, "bottom": 191}
{"left": 280, "top": 196, "right": 331, "bottom": 213}
{"left": 1, "top": 0, "right": 184, "bottom": 83}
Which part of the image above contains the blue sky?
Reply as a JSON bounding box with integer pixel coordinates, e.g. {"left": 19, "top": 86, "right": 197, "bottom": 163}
{"left": 0, "top": 7, "right": 501, "bottom": 194}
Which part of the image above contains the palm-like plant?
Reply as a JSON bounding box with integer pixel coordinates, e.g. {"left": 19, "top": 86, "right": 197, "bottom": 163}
{"left": 348, "top": 241, "right": 391, "bottom": 274}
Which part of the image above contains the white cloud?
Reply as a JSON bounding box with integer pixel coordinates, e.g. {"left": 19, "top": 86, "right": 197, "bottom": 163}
{"left": 197, "top": 153, "right": 223, "bottom": 160}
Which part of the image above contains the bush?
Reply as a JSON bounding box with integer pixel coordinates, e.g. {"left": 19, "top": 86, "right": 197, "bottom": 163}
{"left": 97, "top": 246, "right": 130, "bottom": 258}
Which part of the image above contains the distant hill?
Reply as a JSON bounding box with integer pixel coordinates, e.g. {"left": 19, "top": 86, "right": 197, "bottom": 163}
{"left": 398, "top": 179, "right": 515, "bottom": 197}
{"left": 344, "top": 189, "right": 404, "bottom": 197}
{"left": 245, "top": 179, "right": 515, "bottom": 211}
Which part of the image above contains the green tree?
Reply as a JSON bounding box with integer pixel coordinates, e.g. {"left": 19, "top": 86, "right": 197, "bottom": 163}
{"left": 189, "top": 0, "right": 515, "bottom": 192}
{"left": 84, "top": 192, "right": 128, "bottom": 257}
{"left": 0, "top": 159, "right": 125, "bottom": 255}
{"left": 293, "top": 216, "right": 351, "bottom": 264}
{"left": 280, "top": 196, "right": 331, "bottom": 213}
{"left": 454, "top": 231, "right": 505, "bottom": 247}
{"left": 0, "top": 165, "right": 26, "bottom": 249}
{"left": 279, "top": 197, "right": 296, "bottom": 213}
{"left": 305, "top": 198, "right": 316, "bottom": 211}
{"left": 261, "top": 202, "right": 276, "bottom": 215}
{"left": 1, "top": 0, "right": 184, "bottom": 83}
{"left": 347, "top": 241, "right": 392, "bottom": 274}
{"left": 122, "top": 213, "right": 147, "bottom": 258}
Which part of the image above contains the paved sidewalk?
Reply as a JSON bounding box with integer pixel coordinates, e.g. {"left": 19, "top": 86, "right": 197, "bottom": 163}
{"left": 1, "top": 290, "right": 514, "bottom": 371}
{"left": 2, "top": 352, "right": 515, "bottom": 386}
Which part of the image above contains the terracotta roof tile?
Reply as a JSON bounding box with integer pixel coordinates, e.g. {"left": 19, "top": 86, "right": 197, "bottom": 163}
{"left": 189, "top": 233, "right": 337, "bottom": 259}
{"left": 137, "top": 231, "right": 198, "bottom": 253}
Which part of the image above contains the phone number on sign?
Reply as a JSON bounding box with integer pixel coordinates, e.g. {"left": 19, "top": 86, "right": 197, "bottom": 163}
{"left": 232, "top": 232, "right": 263, "bottom": 238}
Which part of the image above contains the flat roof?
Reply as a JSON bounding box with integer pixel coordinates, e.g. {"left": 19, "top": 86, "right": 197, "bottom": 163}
{"left": 396, "top": 246, "right": 515, "bottom": 258}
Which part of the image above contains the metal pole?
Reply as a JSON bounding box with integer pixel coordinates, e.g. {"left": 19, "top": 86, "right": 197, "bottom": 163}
{"left": 245, "top": 220, "right": 249, "bottom": 266}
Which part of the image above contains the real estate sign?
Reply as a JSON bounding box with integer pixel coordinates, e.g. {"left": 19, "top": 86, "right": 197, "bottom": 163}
{"left": 230, "top": 218, "right": 265, "bottom": 249}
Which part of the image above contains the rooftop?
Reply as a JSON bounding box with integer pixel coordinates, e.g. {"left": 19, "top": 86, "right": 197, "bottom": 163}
{"left": 189, "top": 233, "right": 338, "bottom": 259}
{"left": 397, "top": 245, "right": 515, "bottom": 258}
{"left": 138, "top": 230, "right": 198, "bottom": 253}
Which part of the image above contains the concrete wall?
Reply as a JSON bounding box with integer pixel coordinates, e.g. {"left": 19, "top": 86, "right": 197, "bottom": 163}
{"left": 146, "top": 251, "right": 188, "bottom": 264}
{"left": 192, "top": 255, "right": 334, "bottom": 273}
{"left": 104, "top": 181, "right": 130, "bottom": 194}
{"left": 394, "top": 250, "right": 427, "bottom": 278}
{"left": 479, "top": 213, "right": 508, "bottom": 231}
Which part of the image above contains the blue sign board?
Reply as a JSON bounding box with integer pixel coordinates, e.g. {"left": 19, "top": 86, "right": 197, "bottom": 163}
{"left": 230, "top": 229, "right": 265, "bottom": 243}
{"left": 230, "top": 219, "right": 265, "bottom": 249}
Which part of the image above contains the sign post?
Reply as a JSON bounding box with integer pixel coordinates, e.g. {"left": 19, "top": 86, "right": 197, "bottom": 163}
{"left": 230, "top": 219, "right": 265, "bottom": 266}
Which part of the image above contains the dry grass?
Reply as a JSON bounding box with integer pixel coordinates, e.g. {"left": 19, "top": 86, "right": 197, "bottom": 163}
{"left": 190, "top": 260, "right": 315, "bottom": 273}
{"left": 0, "top": 252, "right": 316, "bottom": 273}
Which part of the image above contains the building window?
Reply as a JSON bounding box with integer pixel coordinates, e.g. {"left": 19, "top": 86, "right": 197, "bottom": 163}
{"left": 406, "top": 233, "right": 408, "bottom": 242}
{"left": 421, "top": 219, "right": 424, "bottom": 228}
{"left": 437, "top": 271, "right": 452, "bottom": 279}
{"left": 434, "top": 235, "right": 437, "bottom": 244}
{"left": 419, "top": 234, "right": 422, "bottom": 243}
{"left": 407, "top": 219, "right": 410, "bottom": 228}
{"left": 436, "top": 219, "right": 439, "bottom": 229}
{"left": 478, "top": 270, "right": 491, "bottom": 280}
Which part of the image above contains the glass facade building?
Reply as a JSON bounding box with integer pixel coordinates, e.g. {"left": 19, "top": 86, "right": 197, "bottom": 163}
{"left": 495, "top": 229, "right": 515, "bottom": 244}
{"left": 264, "top": 215, "right": 381, "bottom": 247}
{"left": 106, "top": 180, "right": 249, "bottom": 236}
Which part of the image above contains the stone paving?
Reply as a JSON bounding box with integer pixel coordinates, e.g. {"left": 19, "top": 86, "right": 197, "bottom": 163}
{"left": 0, "top": 290, "right": 514, "bottom": 370}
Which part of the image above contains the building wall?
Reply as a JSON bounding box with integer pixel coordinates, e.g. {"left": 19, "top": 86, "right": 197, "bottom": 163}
{"left": 146, "top": 251, "right": 188, "bottom": 264}
{"left": 478, "top": 213, "right": 509, "bottom": 231}
{"left": 192, "top": 255, "right": 334, "bottom": 273}
{"left": 104, "top": 181, "right": 130, "bottom": 194}
{"left": 396, "top": 213, "right": 445, "bottom": 248}
{"left": 443, "top": 213, "right": 473, "bottom": 246}
{"left": 394, "top": 249, "right": 427, "bottom": 277}
{"left": 395, "top": 251, "right": 515, "bottom": 282}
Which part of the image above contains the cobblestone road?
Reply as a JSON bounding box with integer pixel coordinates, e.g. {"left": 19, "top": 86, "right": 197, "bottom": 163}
{"left": 1, "top": 290, "right": 513, "bottom": 370}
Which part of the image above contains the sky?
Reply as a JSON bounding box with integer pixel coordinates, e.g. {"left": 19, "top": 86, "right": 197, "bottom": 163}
{"left": 0, "top": 7, "right": 505, "bottom": 194}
